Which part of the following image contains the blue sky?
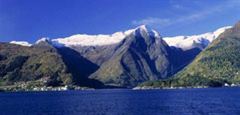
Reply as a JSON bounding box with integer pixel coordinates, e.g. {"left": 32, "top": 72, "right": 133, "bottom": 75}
{"left": 0, "top": 0, "right": 240, "bottom": 43}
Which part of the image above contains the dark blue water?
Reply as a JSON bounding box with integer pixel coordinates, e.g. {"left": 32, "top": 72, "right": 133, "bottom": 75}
{"left": 0, "top": 88, "right": 240, "bottom": 115}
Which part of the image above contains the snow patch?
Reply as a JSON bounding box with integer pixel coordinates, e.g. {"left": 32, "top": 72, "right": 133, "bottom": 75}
{"left": 137, "top": 25, "right": 161, "bottom": 38}
{"left": 36, "top": 37, "right": 51, "bottom": 44}
{"left": 10, "top": 41, "right": 32, "bottom": 47}
{"left": 51, "top": 25, "right": 160, "bottom": 47}
{"left": 52, "top": 31, "right": 132, "bottom": 47}
{"left": 9, "top": 25, "right": 231, "bottom": 49}
{"left": 163, "top": 26, "right": 232, "bottom": 50}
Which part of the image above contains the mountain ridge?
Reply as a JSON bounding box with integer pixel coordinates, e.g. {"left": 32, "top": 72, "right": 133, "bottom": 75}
{"left": 89, "top": 26, "right": 172, "bottom": 87}
{"left": 10, "top": 25, "right": 230, "bottom": 51}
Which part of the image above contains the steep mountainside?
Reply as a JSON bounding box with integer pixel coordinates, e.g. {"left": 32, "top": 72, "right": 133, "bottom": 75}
{"left": 56, "top": 47, "right": 104, "bottom": 88}
{"left": 51, "top": 26, "right": 139, "bottom": 65}
{"left": 0, "top": 42, "right": 72, "bottom": 86}
{"left": 161, "top": 27, "right": 231, "bottom": 76}
{"left": 0, "top": 41, "right": 104, "bottom": 88}
{"left": 68, "top": 45, "right": 118, "bottom": 65}
{"left": 140, "top": 22, "right": 239, "bottom": 87}
{"left": 89, "top": 26, "right": 173, "bottom": 87}
{"left": 168, "top": 47, "right": 201, "bottom": 74}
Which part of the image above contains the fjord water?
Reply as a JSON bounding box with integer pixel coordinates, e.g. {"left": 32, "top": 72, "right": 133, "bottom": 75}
{"left": 0, "top": 88, "right": 240, "bottom": 115}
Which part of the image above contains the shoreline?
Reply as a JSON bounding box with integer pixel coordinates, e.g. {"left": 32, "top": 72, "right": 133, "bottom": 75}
{"left": 1, "top": 85, "right": 240, "bottom": 92}
{"left": 0, "top": 85, "right": 95, "bottom": 92}
{"left": 132, "top": 85, "right": 240, "bottom": 90}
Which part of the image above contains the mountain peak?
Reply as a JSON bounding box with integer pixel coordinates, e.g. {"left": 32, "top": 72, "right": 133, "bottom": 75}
{"left": 137, "top": 25, "right": 149, "bottom": 30}
{"left": 135, "top": 25, "right": 152, "bottom": 32}
{"left": 134, "top": 25, "right": 161, "bottom": 38}
{"left": 36, "top": 37, "right": 51, "bottom": 44}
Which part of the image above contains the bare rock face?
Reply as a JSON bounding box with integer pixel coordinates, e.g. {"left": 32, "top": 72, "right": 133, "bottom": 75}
{"left": 54, "top": 25, "right": 200, "bottom": 88}
{"left": 89, "top": 26, "right": 174, "bottom": 87}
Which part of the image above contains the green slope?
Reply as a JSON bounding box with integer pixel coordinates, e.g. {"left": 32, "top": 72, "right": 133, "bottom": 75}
{"left": 140, "top": 21, "right": 240, "bottom": 88}
{"left": 0, "top": 42, "right": 74, "bottom": 87}
{"left": 0, "top": 41, "right": 105, "bottom": 89}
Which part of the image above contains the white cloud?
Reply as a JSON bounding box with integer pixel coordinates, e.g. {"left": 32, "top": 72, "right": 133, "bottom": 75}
{"left": 132, "top": 17, "right": 171, "bottom": 27}
{"left": 131, "top": 1, "right": 240, "bottom": 28}
{"left": 132, "top": 7, "right": 219, "bottom": 27}
{"left": 172, "top": 4, "right": 184, "bottom": 9}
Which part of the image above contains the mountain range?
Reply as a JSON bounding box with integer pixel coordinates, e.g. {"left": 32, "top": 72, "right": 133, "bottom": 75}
{"left": 0, "top": 23, "right": 234, "bottom": 89}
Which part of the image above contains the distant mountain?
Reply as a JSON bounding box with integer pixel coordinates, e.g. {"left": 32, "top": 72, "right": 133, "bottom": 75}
{"left": 51, "top": 28, "right": 135, "bottom": 47}
{"left": 160, "top": 26, "right": 231, "bottom": 77}
{"left": 89, "top": 25, "right": 173, "bottom": 87}
{"left": 163, "top": 26, "right": 231, "bottom": 51}
{"left": 141, "top": 22, "right": 240, "bottom": 88}
{"left": 51, "top": 25, "right": 151, "bottom": 66}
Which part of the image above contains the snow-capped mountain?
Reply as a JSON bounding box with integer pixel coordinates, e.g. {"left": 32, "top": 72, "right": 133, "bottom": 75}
{"left": 9, "top": 25, "right": 230, "bottom": 51}
{"left": 163, "top": 26, "right": 232, "bottom": 51}
{"left": 10, "top": 41, "right": 32, "bottom": 47}
{"left": 4, "top": 24, "right": 235, "bottom": 88}
{"left": 2, "top": 24, "right": 170, "bottom": 88}
{"left": 50, "top": 25, "right": 231, "bottom": 51}
{"left": 52, "top": 30, "right": 133, "bottom": 47}
{"left": 51, "top": 25, "right": 161, "bottom": 47}
{"left": 53, "top": 25, "right": 162, "bottom": 65}
{"left": 88, "top": 25, "right": 171, "bottom": 87}
{"left": 35, "top": 37, "right": 51, "bottom": 44}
